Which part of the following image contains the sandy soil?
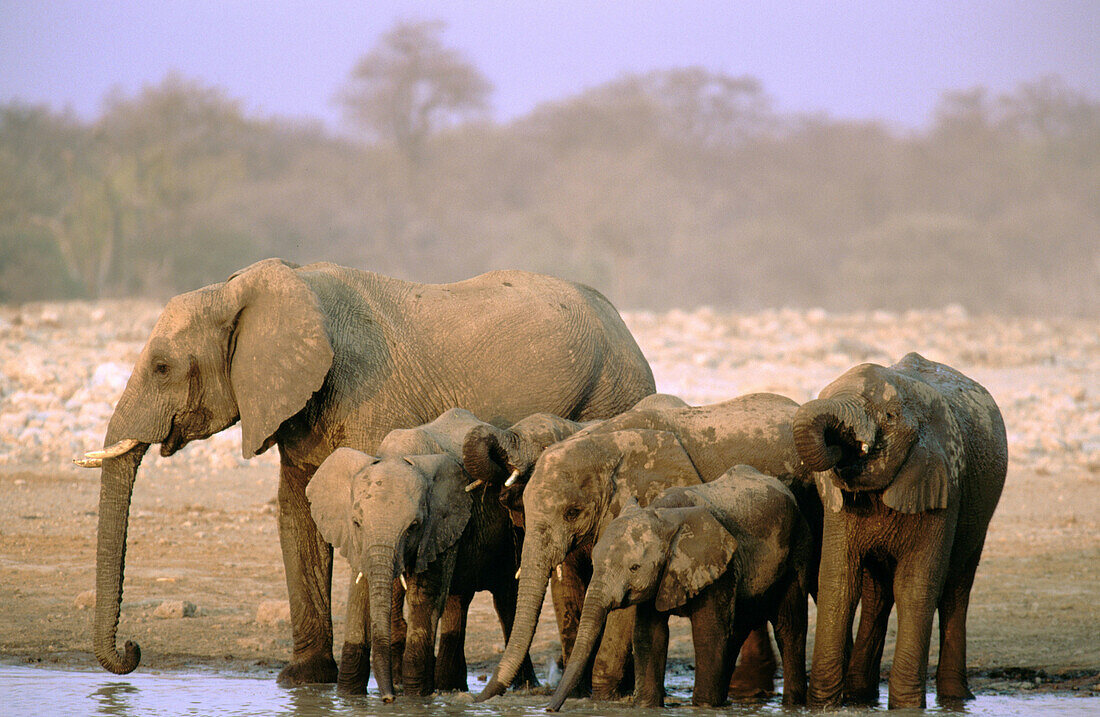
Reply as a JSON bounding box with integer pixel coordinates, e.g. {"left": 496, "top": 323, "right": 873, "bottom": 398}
{"left": 0, "top": 300, "right": 1097, "bottom": 698}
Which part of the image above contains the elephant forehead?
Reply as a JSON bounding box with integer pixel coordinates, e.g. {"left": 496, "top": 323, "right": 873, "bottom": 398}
{"left": 156, "top": 288, "right": 220, "bottom": 336}
{"left": 353, "top": 460, "right": 423, "bottom": 500}
{"left": 595, "top": 517, "right": 656, "bottom": 562}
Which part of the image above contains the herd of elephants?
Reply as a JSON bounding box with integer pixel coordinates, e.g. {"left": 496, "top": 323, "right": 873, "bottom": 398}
{"left": 76, "top": 259, "right": 1008, "bottom": 710}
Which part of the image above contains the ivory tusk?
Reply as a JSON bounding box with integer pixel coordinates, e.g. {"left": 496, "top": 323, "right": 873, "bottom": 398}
{"left": 465, "top": 479, "right": 484, "bottom": 493}
{"left": 74, "top": 457, "right": 103, "bottom": 468}
{"left": 860, "top": 442, "right": 871, "bottom": 455}
{"left": 356, "top": 572, "right": 363, "bottom": 584}
{"left": 556, "top": 564, "right": 563, "bottom": 580}
{"left": 504, "top": 469, "right": 521, "bottom": 487}
{"left": 400, "top": 574, "right": 407, "bottom": 590}
{"left": 515, "top": 567, "right": 521, "bottom": 579}
{"left": 82, "top": 438, "right": 141, "bottom": 462}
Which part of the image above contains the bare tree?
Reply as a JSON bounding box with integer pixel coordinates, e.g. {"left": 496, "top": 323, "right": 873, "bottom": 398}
{"left": 337, "top": 20, "right": 492, "bottom": 162}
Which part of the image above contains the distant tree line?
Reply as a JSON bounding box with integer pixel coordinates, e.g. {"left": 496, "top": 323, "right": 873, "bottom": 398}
{"left": 2, "top": 21, "right": 1097, "bottom": 315}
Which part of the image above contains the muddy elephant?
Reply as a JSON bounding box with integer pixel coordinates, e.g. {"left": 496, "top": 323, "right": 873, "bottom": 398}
{"left": 77, "top": 258, "right": 655, "bottom": 684}
{"left": 476, "top": 392, "right": 819, "bottom": 702}
{"left": 460, "top": 392, "right": 686, "bottom": 695}
{"left": 548, "top": 465, "right": 810, "bottom": 710}
{"left": 307, "top": 409, "right": 544, "bottom": 700}
{"left": 792, "top": 352, "right": 1007, "bottom": 709}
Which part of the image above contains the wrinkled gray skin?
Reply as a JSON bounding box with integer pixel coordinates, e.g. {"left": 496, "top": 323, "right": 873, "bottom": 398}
{"left": 308, "top": 409, "right": 542, "bottom": 701}
{"left": 477, "top": 392, "right": 820, "bottom": 702}
{"left": 792, "top": 352, "right": 1007, "bottom": 709}
{"left": 86, "top": 258, "right": 655, "bottom": 685}
{"left": 548, "top": 466, "right": 811, "bottom": 710}
{"left": 461, "top": 392, "right": 685, "bottom": 697}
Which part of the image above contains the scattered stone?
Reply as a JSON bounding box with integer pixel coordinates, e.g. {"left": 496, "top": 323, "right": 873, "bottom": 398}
{"left": 153, "top": 600, "right": 197, "bottom": 619}
{"left": 74, "top": 590, "right": 96, "bottom": 610}
{"left": 256, "top": 600, "right": 291, "bottom": 626}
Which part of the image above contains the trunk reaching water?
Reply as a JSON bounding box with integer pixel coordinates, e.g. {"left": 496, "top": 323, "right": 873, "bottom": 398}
{"left": 366, "top": 545, "right": 397, "bottom": 702}
{"left": 474, "top": 545, "right": 555, "bottom": 701}
{"left": 546, "top": 588, "right": 609, "bottom": 711}
{"left": 93, "top": 444, "right": 148, "bottom": 674}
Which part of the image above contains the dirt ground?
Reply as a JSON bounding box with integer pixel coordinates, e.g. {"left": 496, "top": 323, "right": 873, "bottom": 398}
{"left": 1, "top": 304, "right": 1098, "bottom": 699}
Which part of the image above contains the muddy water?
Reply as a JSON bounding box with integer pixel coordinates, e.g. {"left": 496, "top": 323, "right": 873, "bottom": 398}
{"left": 2, "top": 665, "right": 1096, "bottom": 716}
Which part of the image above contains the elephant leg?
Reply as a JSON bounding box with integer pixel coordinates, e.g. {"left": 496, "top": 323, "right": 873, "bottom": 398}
{"left": 845, "top": 560, "right": 894, "bottom": 704}
{"left": 390, "top": 576, "right": 407, "bottom": 686}
{"left": 935, "top": 546, "right": 982, "bottom": 701}
{"left": 492, "top": 582, "right": 539, "bottom": 689}
{"left": 402, "top": 576, "right": 441, "bottom": 697}
{"left": 631, "top": 602, "right": 669, "bottom": 708}
{"left": 435, "top": 593, "right": 471, "bottom": 692}
{"left": 591, "top": 605, "right": 635, "bottom": 700}
{"left": 551, "top": 552, "right": 591, "bottom": 695}
{"left": 337, "top": 577, "right": 371, "bottom": 694}
{"left": 888, "top": 549, "right": 945, "bottom": 709}
{"left": 771, "top": 573, "right": 808, "bottom": 706}
{"left": 689, "top": 592, "right": 735, "bottom": 708}
{"left": 275, "top": 460, "right": 337, "bottom": 686}
{"left": 809, "top": 520, "right": 862, "bottom": 709}
{"left": 727, "top": 627, "right": 776, "bottom": 699}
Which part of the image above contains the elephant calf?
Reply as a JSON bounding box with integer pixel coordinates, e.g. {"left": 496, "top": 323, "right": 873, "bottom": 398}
{"left": 307, "top": 408, "right": 544, "bottom": 701}
{"left": 793, "top": 352, "right": 1008, "bottom": 709}
{"left": 547, "top": 465, "right": 811, "bottom": 710}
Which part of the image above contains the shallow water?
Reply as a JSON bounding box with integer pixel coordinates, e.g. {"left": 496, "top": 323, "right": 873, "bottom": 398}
{"left": 2, "top": 665, "right": 1096, "bottom": 717}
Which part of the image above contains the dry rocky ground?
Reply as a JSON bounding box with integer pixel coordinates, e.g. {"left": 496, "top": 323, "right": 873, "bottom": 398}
{"left": 0, "top": 299, "right": 1097, "bottom": 697}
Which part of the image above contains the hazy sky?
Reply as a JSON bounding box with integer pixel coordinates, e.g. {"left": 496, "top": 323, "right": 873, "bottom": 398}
{"left": 2, "top": 1, "right": 1097, "bottom": 131}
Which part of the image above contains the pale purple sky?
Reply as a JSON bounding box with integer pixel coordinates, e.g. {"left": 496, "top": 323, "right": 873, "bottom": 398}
{"left": 2, "top": 1, "right": 1097, "bottom": 131}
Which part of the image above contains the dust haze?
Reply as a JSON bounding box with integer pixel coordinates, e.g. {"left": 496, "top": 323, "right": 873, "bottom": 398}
{"left": 1, "top": 19, "right": 1096, "bottom": 316}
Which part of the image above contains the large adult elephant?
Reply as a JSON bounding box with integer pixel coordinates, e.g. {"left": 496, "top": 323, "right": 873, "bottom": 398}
{"left": 77, "top": 258, "right": 655, "bottom": 684}
{"left": 792, "top": 352, "right": 1007, "bottom": 709}
{"left": 476, "top": 393, "right": 819, "bottom": 701}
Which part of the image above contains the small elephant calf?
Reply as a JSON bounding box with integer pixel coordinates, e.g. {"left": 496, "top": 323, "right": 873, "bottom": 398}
{"left": 546, "top": 465, "right": 811, "bottom": 710}
{"left": 306, "top": 408, "right": 540, "bottom": 700}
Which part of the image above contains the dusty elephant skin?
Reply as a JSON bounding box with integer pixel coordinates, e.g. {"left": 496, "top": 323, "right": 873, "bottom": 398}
{"left": 460, "top": 391, "right": 685, "bottom": 697}
{"left": 793, "top": 352, "right": 1008, "bottom": 709}
{"left": 78, "top": 258, "right": 655, "bottom": 686}
{"left": 547, "top": 465, "right": 811, "bottom": 710}
{"left": 475, "top": 392, "right": 820, "bottom": 702}
{"left": 307, "top": 409, "right": 545, "bottom": 701}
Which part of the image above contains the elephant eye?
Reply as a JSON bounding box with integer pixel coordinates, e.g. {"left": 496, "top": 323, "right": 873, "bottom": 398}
{"left": 630, "top": 563, "right": 641, "bottom": 572}
{"left": 563, "top": 507, "right": 581, "bottom": 522}
{"left": 152, "top": 359, "right": 170, "bottom": 376}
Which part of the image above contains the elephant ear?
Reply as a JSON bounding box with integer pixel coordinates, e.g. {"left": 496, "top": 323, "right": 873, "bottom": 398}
{"left": 655, "top": 506, "right": 738, "bottom": 612}
{"left": 882, "top": 390, "right": 959, "bottom": 514}
{"left": 306, "top": 447, "right": 376, "bottom": 561}
{"left": 413, "top": 455, "right": 473, "bottom": 573}
{"left": 881, "top": 433, "right": 953, "bottom": 513}
{"left": 224, "top": 258, "right": 335, "bottom": 458}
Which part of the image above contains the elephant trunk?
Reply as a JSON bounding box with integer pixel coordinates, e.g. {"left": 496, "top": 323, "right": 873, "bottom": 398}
{"left": 793, "top": 397, "right": 876, "bottom": 472}
{"left": 546, "top": 586, "right": 610, "bottom": 711}
{"left": 366, "top": 545, "right": 397, "bottom": 702}
{"left": 93, "top": 440, "right": 149, "bottom": 674}
{"left": 474, "top": 538, "right": 556, "bottom": 701}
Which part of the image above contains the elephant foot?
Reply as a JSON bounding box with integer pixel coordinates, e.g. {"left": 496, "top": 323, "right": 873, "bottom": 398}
{"left": 843, "top": 681, "right": 882, "bottom": 705}
{"left": 336, "top": 642, "right": 370, "bottom": 694}
{"left": 434, "top": 670, "right": 468, "bottom": 693}
{"left": 511, "top": 660, "right": 540, "bottom": 691}
{"left": 936, "top": 676, "right": 975, "bottom": 702}
{"left": 277, "top": 651, "right": 339, "bottom": 686}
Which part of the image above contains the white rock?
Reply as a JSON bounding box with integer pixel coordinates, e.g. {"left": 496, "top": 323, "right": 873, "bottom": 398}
{"left": 153, "top": 600, "right": 197, "bottom": 619}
